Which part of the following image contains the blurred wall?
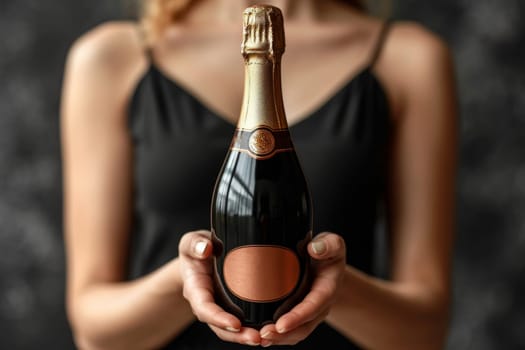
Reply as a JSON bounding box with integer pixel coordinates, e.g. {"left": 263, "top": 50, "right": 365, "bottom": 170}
{"left": 0, "top": 1, "right": 523, "bottom": 349}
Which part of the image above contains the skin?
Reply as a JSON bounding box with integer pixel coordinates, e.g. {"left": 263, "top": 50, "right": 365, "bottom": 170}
{"left": 60, "top": 0, "right": 458, "bottom": 349}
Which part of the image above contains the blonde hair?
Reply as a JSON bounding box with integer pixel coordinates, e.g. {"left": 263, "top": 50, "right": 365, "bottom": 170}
{"left": 140, "top": 0, "right": 378, "bottom": 44}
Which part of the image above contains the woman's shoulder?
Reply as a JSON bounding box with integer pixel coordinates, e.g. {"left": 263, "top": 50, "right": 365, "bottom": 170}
{"left": 64, "top": 20, "right": 148, "bottom": 91}
{"left": 387, "top": 20, "right": 452, "bottom": 61}
{"left": 373, "top": 19, "right": 455, "bottom": 117}
{"left": 386, "top": 20, "right": 455, "bottom": 90}
{"left": 61, "top": 21, "right": 150, "bottom": 130}
{"left": 347, "top": 11, "right": 453, "bottom": 73}
{"left": 67, "top": 20, "right": 146, "bottom": 65}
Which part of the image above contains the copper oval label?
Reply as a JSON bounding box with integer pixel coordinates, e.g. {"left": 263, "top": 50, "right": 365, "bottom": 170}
{"left": 223, "top": 245, "right": 300, "bottom": 302}
{"left": 248, "top": 128, "right": 275, "bottom": 156}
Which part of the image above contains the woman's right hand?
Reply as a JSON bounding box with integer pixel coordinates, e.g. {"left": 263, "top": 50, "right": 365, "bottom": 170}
{"left": 178, "top": 230, "right": 263, "bottom": 346}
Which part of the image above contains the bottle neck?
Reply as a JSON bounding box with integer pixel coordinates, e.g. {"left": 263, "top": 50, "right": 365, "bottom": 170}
{"left": 237, "top": 54, "right": 288, "bottom": 131}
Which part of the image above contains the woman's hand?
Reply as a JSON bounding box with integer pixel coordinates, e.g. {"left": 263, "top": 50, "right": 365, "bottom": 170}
{"left": 178, "top": 230, "right": 346, "bottom": 347}
{"left": 178, "top": 230, "right": 262, "bottom": 346}
{"left": 258, "top": 232, "right": 347, "bottom": 347}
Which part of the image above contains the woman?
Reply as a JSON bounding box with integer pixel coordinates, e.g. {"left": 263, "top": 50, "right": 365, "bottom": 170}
{"left": 60, "top": 0, "right": 458, "bottom": 348}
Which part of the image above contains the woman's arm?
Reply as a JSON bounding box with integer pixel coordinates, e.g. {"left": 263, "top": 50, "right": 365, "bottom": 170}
{"left": 61, "top": 22, "right": 197, "bottom": 350}
{"left": 258, "top": 23, "right": 458, "bottom": 349}
{"left": 320, "top": 23, "right": 457, "bottom": 350}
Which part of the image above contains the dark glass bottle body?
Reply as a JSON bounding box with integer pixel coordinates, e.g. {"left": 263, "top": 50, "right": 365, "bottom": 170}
{"left": 210, "top": 5, "right": 313, "bottom": 329}
{"left": 211, "top": 138, "right": 312, "bottom": 328}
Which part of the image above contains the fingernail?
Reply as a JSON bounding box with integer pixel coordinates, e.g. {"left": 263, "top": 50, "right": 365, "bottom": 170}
{"left": 245, "top": 341, "right": 260, "bottom": 346}
{"left": 225, "top": 326, "right": 240, "bottom": 332}
{"left": 276, "top": 327, "right": 286, "bottom": 334}
{"left": 312, "top": 240, "right": 326, "bottom": 255}
{"left": 195, "top": 241, "right": 208, "bottom": 256}
{"left": 261, "top": 331, "right": 272, "bottom": 339}
{"left": 262, "top": 341, "right": 273, "bottom": 347}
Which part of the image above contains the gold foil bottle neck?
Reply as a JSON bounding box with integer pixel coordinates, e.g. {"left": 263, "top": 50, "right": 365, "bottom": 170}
{"left": 242, "top": 4, "right": 285, "bottom": 60}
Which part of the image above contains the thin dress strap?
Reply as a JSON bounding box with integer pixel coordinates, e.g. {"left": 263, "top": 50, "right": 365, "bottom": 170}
{"left": 135, "top": 23, "right": 154, "bottom": 62}
{"left": 369, "top": 20, "right": 392, "bottom": 67}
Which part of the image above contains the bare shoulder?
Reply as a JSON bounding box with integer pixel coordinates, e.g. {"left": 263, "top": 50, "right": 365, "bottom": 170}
{"left": 61, "top": 20, "right": 149, "bottom": 132}
{"left": 387, "top": 21, "right": 453, "bottom": 67}
{"left": 375, "top": 20, "right": 456, "bottom": 118}
{"left": 67, "top": 20, "right": 145, "bottom": 69}
{"left": 64, "top": 20, "right": 148, "bottom": 95}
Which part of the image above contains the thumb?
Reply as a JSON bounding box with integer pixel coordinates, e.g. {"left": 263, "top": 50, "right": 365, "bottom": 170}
{"left": 178, "top": 230, "right": 213, "bottom": 259}
{"left": 308, "top": 232, "right": 346, "bottom": 260}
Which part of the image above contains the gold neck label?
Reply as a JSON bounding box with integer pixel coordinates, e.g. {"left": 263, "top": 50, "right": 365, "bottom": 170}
{"left": 231, "top": 127, "right": 293, "bottom": 160}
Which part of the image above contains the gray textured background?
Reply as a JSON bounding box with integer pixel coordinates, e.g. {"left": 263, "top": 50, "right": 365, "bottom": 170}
{"left": 0, "top": 1, "right": 523, "bottom": 349}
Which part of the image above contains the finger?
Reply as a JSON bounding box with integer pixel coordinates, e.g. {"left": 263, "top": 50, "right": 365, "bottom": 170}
{"left": 273, "top": 274, "right": 338, "bottom": 333}
{"left": 182, "top": 272, "right": 242, "bottom": 331}
{"left": 209, "top": 324, "right": 262, "bottom": 346}
{"left": 189, "top": 297, "right": 242, "bottom": 332}
{"left": 260, "top": 308, "right": 329, "bottom": 346}
{"left": 259, "top": 323, "right": 278, "bottom": 347}
{"left": 179, "top": 230, "right": 213, "bottom": 259}
{"left": 308, "top": 232, "right": 346, "bottom": 260}
{"left": 259, "top": 323, "right": 278, "bottom": 339}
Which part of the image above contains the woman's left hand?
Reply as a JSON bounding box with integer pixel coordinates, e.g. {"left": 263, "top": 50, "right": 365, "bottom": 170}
{"left": 259, "top": 232, "right": 347, "bottom": 347}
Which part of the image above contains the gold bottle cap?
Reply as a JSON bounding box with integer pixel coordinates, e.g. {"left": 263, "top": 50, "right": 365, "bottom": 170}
{"left": 241, "top": 4, "right": 285, "bottom": 60}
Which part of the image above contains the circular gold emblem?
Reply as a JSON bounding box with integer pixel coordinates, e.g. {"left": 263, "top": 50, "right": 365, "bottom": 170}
{"left": 248, "top": 128, "right": 275, "bottom": 156}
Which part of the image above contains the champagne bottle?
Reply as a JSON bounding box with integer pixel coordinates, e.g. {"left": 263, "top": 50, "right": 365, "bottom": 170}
{"left": 210, "top": 5, "right": 313, "bottom": 329}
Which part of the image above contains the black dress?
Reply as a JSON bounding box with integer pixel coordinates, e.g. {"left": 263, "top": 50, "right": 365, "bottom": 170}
{"left": 127, "top": 22, "right": 392, "bottom": 350}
